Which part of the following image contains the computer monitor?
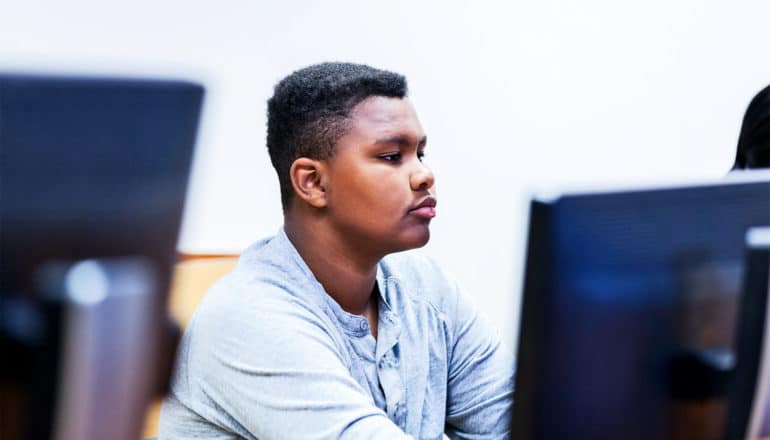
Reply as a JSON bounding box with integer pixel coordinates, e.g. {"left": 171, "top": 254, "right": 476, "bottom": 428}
{"left": 728, "top": 227, "right": 770, "bottom": 439}
{"left": 0, "top": 73, "right": 203, "bottom": 440}
{"left": 512, "top": 172, "right": 770, "bottom": 440}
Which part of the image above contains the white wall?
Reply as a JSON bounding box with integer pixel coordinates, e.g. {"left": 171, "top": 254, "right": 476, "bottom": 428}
{"left": 3, "top": 0, "right": 770, "bottom": 350}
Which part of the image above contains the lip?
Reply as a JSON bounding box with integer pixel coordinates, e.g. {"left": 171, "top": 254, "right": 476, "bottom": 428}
{"left": 409, "top": 196, "right": 437, "bottom": 219}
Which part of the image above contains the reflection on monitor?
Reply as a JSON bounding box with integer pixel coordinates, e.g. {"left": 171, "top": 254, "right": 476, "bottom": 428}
{"left": 512, "top": 173, "right": 770, "bottom": 440}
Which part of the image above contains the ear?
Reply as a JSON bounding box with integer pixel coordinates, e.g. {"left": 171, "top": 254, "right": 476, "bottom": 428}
{"left": 289, "top": 157, "right": 328, "bottom": 209}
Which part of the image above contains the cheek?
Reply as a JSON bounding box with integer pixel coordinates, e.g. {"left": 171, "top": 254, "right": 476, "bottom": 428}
{"left": 340, "top": 177, "right": 406, "bottom": 219}
{"left": 367, "top": 176, "right": 409, "bottom": 210}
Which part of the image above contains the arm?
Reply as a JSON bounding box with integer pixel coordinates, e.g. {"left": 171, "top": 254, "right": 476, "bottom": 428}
{"left": 444, "top": 283, "right": 515, "bottom": 439}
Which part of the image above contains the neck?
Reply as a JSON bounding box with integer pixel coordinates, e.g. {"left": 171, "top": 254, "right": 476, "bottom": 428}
{"left": 284, "top": 212, "right": 380, "bottom": 315}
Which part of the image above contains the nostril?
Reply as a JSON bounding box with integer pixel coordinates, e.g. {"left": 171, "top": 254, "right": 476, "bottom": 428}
{"left": 410, "top": 167, "right": 435, "bottom": 191}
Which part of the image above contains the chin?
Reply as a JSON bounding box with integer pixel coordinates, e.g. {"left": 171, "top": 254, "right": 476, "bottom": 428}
{"left": 393, "top": 227, "right": 431, "bottom": 252}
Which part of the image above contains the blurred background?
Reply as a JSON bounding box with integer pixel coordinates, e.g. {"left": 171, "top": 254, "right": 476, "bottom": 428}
{"left": 3, "top": 0, "right": 770, "bottom": 350}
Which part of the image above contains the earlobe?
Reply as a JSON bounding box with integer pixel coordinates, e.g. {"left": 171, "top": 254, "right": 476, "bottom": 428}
{"left": 290, "top": 158, "right": 327, "bottom": 209}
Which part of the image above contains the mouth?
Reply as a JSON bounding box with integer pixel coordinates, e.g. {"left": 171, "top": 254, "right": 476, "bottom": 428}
{"left": 408, "top": 196, "right": 437, "bottom": 219}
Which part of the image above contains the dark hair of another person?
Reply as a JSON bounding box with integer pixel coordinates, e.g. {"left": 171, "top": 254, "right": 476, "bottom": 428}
{"left": 733, "top": 84, "right": 770, "bottom": 170}
{"left": 267, "top": 62, "right": 408, "bottom": 211}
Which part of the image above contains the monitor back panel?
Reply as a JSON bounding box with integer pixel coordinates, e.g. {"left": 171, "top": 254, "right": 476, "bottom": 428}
{"left": 0, "top": 74, "right": 204, "bottom": 293}
{"left": 513, "top": 181, "right": 770, "bottom": 439}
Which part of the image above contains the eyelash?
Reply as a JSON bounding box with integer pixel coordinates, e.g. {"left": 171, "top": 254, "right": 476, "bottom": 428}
{"left": 379, "top": 151, "right": 426, "bottom": 163}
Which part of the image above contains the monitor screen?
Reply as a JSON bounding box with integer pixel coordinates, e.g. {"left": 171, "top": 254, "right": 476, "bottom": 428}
{"left": 512, "top": 173, "right": 770, "bottom": 440}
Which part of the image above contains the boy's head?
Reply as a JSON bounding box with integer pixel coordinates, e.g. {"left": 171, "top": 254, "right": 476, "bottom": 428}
{"left": 267, "top": 62, "right": 408, "bottom": 211}
{"left": 267, "top": 62, "right": 436, "bottom": 255}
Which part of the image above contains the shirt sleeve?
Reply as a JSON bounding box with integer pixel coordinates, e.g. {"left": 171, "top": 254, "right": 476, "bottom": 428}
{"left": 444, "top": 280, "right": 516, "bottom": 439}
{"left": 168, "top": 285, "right": 413, "bottom": 440}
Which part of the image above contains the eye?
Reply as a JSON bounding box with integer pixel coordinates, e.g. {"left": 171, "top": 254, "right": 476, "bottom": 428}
{"left": 417, "top": 150, "right": 426, "bottom": 161}
{"left": 379, "top": 153, "right": 402, "bottom": 163}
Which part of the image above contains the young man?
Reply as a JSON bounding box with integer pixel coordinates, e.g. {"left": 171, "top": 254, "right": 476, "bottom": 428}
{"left": 159, "top": 62, "right": 514, "bottom": 439}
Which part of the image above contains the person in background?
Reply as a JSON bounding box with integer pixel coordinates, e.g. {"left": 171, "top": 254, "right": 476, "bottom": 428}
{"left": 159, "top": 62, "right": 515, "bottom": 439}
{"left": 732, "top": 84, "right": 770, "bottom": 170}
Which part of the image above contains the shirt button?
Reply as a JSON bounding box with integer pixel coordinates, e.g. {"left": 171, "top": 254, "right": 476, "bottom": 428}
{"left": 359, "top": 320, "right": 369, "bottom": 331}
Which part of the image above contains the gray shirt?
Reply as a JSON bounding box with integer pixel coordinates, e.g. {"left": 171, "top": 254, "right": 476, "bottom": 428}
{"left": 159, "top": 229, "right": 514, "bottom": 439}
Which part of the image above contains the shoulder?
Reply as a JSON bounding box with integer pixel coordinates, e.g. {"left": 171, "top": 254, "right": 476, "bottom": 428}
{"left": 184, "top": 237, "right": 340, "bottom": 360}
{"left": 379, "top": 250, "right": 463, "bottom": 315}
{"left": 380, "top": 250, "right": 449, "bottom": 284}
{"left": 175, "top": 262, "right": 352, "bottom": 399}
{"left": 192, "top": 270, "right": 329, "bottom": 347}
{"left": 195, "top": 232, "right": 327, "bottom": 324}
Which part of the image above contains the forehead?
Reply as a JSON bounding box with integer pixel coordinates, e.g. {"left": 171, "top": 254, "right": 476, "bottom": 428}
{"left": 345, "top": 96, "right": 424, "bottom": 141}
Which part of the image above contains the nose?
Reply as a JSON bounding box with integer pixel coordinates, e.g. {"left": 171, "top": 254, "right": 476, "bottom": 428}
{"left": 410, "top": 162, "right": 435, "bottom": 192}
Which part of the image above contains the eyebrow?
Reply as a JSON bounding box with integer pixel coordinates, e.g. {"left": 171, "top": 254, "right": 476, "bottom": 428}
{"left": 374, "top": 135, "right": 428, "bottom": 148}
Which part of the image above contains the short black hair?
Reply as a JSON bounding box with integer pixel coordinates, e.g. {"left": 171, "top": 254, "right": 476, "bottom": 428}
{"left": 267, "top": 62, "right": 408, "bottom": 211}
{"left": 733, "top": 84, "right": 770, "bottom": 170}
